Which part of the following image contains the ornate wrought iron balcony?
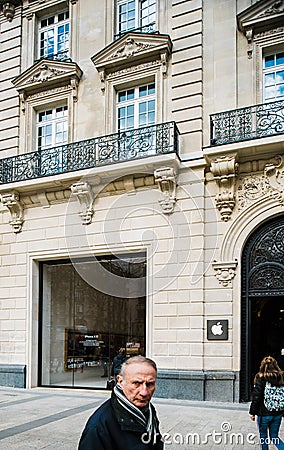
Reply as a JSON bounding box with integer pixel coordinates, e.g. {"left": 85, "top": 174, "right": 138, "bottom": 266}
{"left": 0, "top": 122, "right": 179, "bottom": 184}
{"left": 210, "top": 100, "right": 284, "bottom": 146}
{"left": 114, "top": 23, "right": 157, "bottom": 40}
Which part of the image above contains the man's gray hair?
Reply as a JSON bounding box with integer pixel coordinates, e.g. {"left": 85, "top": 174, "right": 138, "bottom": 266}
{"left": 119, "top": 355, "right": 157, "bottom": 377}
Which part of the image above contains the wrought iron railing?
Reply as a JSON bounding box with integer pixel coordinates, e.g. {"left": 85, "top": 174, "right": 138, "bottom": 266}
{"left": 0, "top": 122, "right": 179, "bottom": 184}
{"left": 114, "top": 23, "right": 156, "bottom": 40}
{"left": 36, "top": 50, "right": 71, "bottom": 63}
{"left": 210, "top": 100, "right": 284, "bottom": 146}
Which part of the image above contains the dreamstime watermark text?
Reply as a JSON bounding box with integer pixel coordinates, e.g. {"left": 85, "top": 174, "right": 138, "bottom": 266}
{"left": 141, "top": 422, "right": 264, "bottom": 446}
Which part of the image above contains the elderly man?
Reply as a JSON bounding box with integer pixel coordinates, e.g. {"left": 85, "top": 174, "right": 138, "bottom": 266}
{"left": 78, "top": 355, "right": 163, "bottom": 450}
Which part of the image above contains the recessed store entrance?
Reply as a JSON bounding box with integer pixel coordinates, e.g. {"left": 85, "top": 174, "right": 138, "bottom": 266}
{"left": 240, "top": 216, "right": 284, "bottom": 402}
{"left": 39, "top": 254, "right": 146, "bottom": 389}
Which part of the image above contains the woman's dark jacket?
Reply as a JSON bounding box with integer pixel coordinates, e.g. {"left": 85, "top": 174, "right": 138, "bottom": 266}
{"left": 78, "top": 393, "right": 164, "bottom": 450}
{"left": 249, "top": 375, "right": 284, "bottom": 417}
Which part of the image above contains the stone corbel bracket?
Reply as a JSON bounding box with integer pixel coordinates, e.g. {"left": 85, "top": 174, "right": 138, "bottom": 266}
{"left": 212, "top": 260, "right": 238, "bottom": 287}
{"left": 264, "top": 154, "right": 284, "bottom": 204}
{"left": 210, "top": 154, "right": 239, "bottom": 221}
{"left": 0, "top": 191, "right": 24, "bottom": 233}
{"left": 71, "top": 182, "right": 94, "bottom": 225}
{"left": 154, "top": 167, "right": 177, "bottom": 214}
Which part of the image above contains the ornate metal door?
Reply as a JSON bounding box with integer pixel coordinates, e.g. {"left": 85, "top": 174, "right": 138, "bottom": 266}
{"left": 240, "top": 216, "right": 284, "bottom": 402}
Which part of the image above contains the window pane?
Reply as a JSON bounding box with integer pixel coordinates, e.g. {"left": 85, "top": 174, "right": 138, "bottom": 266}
{"left": 276, "top": 53, "right": 284, "bottom": 66}
{"left": 264, "top": 73, "right": 275, "bottom": 86}
{"left": 264, "top": 55, "right": 275, "bottom": 68}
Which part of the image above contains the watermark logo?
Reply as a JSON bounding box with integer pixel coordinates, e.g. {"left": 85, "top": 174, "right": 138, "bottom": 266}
{"left": 142, "top": 422, "right": 259, "bottom": 446}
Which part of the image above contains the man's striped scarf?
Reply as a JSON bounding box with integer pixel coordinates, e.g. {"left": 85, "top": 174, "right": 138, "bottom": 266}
{"left": 113, "top": 384, "right": 157, "bottom": 437}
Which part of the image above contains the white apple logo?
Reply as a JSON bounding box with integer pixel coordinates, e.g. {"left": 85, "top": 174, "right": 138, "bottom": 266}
{"left": 211, "top": 322, "right": 223, "bottom": 336}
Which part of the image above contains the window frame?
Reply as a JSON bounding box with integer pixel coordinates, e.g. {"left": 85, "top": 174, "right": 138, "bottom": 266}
{"left": 36, "top": 104, "right": 69, "bottom": 151}
{"left": 115, "top": 0, "right": 156, "bottom": 36}
{"left": 263, "top": 51, "right": 284, "bottom": 102}
{"left": 38, "top": 10, "right": 70, "bottom": 62}
{"left": 116, "top": 82, "right": 156, "bottom": 132}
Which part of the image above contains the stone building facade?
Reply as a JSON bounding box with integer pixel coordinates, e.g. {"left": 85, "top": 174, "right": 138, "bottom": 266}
{"left": 0, "top": 0, "right": 283, "bottom": 402}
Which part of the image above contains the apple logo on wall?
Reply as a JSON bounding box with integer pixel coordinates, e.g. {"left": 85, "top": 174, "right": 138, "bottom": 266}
{"left": 211, "top": 322, "right": 223, "bottom": 336}
{"left": 207, "top": 320, "right": 228, "bottom": 340}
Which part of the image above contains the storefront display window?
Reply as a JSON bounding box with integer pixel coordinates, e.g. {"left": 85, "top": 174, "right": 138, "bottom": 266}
{"left": 40, "top": 254, "right": 146, "bottom": 388}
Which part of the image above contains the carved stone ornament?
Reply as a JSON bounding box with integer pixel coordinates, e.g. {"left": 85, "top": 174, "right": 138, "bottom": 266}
{"left": 212, "top": 260, "right": 238, "bottom": 287}
{"left": 0, "top": 191, "right": 24, "bottom": 233}
{"left": 209, "top": 154, "right": 239, "bottom": 221}
{"left": 26, "top": 64, "right": 65, "bottom": 83}
{"left": 0, "top": 0, "right": 22, "bottom": 22}
{"left": 12, "top": 60, "right": 83, "bottom": 100}
{"left": 154, "top": 167, "right": 177, "bottom": 214}
{"left": 237, "top": 154, "right": 284, "bottom": 209}
{"left": 92, "top": 32, "right": 172, "bottom": 92}
{"left": 71, "top": 182, "right": 94, "bottom": 225}
{"left": 264, "top": 154, "right": 284, "bottom": 204}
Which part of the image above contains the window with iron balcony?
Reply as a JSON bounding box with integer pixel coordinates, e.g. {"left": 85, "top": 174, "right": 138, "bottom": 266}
{"left": 115, "top": 0, "right": 156, "bottom": 39}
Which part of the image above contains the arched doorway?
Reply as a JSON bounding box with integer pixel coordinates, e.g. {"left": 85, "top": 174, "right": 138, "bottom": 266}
{"left": 240, "top": 216, "right": 284, "bottom": 402}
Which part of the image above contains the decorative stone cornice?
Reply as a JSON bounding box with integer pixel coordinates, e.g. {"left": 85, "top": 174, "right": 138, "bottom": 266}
{"left": 237, "top": 0, "right": 284, "bottom": 57}
{"left": 0, "top": 191, "right": 24, "bottom": 233}
{"left": 12, "top": 59, "right": 83, "bottom": 98}
{"left": 209, "top": 154, "right": 239, "bottom": 221}
{"left": 212, "top": 260, "right": 238, "bottom": 287}
{"left": 92, "top": 32, "right": 172, "bottom": 92}
{"left": 154, "top": 167, "right": 177, "bottom": 214}
{"left": 71, "top": 182, "right": 94, "bottom": 225}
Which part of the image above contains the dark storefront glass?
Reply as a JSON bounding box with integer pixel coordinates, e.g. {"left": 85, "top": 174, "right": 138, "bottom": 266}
{"left": 39, "top": 254, "right": 146, "bottom": 388}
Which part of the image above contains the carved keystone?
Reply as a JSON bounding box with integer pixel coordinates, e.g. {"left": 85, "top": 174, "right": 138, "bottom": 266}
{"left": 71, "top": 182, "right": 94, "bottom": 225}
{"left": 210, "top": 154, "right": 238, "bottom": 221}
{"left": 212, "top": 260, "right": 238, "bottom": 287}
{"left": 154, "top": 167, "right": 177, "bottom": 214}
{"left": 0, "top": 191, "right": 24, "bottom": 233}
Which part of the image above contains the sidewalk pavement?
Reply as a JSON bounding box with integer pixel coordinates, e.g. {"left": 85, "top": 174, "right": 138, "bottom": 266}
{"left": 0, "top": 386, "right": 283, "bottom": 449}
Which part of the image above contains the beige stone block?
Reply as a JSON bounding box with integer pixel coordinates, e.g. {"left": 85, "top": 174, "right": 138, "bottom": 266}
{"left": 190, "top": 316, "right": 203, "bottom": 328}
{"left": 1, "top": 320, "right": 15, "bottom": 331}
{"left": 173, "top": 95, "right": 202, "bottom": 112}
{"left": 153, "top": 316, "right": 168, "bottom": 329}
{"left": 172, "top": 69, "right": 202, "bottom": 87}
{"left": 11, "top": 309, "right": 26, "bottom": 320}
{"left": 153, "top": 343, "right": 168, "bottom": 355}
{"left": 172, "top": 58, "right": 202, "bottom": 76}
{"left": 169, "top": 343, "right": 190, "bottom": 356}
{"left": 0, "top": 97, "right": 19, "bottom": 113}
{"left": 173, "top": 106, "right": 202, "bottom": 123}
{"left": 154, "top": 330, "right": 177, "bottom": 342}
{"left": 203, "top": 357, "right": 232, "bottom": 370}
{"left": 173, "top": 81, "right": 202, "bottom": 99}
{"left": 172, "top": 20, "right": 202, "bottom": 38}
{"left": 177, "top": 328, "right": 203, "bottom": 342}
{"left": 154, "top": 303, "right": 177, "bottom": 316}
{"left": 172, "top": 0, "right": 202, "bottom": 13}
{"left": 204, "top": 289, "right": 232, "bottom": 302}
{"left": 204, "top": 343, "right": 232, "bottom": 356}
{"left": 168, "top": 316, "right": 190, "bottom": 328}
{"left": 205, "top": 303, "right": 232, "bottom": 315}
{"left": 176, "top": 356, "right": 203, "bottom": 370}
{"left": 177, "top": 303, "right": 203, "bottom": 316}
{"left": 173, "top": 46, "right": 202, "bottom": 65}
{"left": 168, "top": 290, "right": 190, "bottom": 303}
{"left": 154, "top": 356, "right": 176, "bottom": 369}
{"left": 190, "top": 343, "right": 203, "bottom": 356}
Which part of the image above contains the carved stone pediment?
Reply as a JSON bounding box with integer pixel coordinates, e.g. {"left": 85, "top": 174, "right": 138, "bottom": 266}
{"left": 12, "top": 59, "right": 83, "bottom": 96}
{"left": 237, "top": 0, "right": 284, "bottom": 34}
{"left": 91, "top": 32, "right": 172, "bottom": 75}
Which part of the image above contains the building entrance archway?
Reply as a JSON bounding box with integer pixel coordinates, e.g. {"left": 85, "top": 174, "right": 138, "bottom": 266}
{"left": 240, "top": 216, "right": 284, "bottom": 402}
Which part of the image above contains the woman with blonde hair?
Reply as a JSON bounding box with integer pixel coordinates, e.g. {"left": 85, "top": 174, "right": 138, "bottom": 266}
{"left": 249, "top": 356, "right": 284, "bottom": 449}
